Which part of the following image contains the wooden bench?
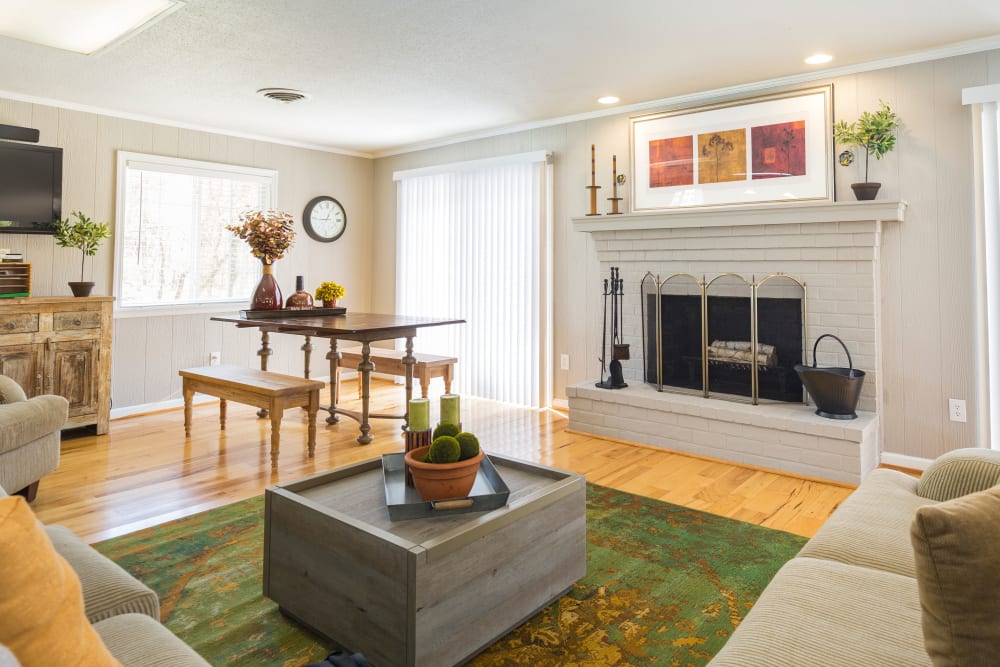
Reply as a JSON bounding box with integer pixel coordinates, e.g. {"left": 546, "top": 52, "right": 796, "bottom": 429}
{"left": 179, "top": 365, "right": 325, "bottom": 467}
{"left": 336, "top": 346, "right": 457, "bottom": 399}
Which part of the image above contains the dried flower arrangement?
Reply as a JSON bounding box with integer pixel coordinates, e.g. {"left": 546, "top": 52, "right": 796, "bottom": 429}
{"left": 225, "top": 209, "right": 296, "bottom": 264}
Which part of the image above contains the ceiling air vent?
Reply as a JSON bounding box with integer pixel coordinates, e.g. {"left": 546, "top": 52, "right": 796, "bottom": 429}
{"left": 257, "top": 88, "right": 310, "bottom": 104}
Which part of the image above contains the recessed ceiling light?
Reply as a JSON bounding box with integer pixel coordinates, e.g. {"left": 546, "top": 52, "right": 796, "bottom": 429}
{"left": 0, "top": 0, "right": 183, "bottom": 55}
{"left": 257, "top": 88, "right": 312, "bottom": 104}
{"left": 804, "top": 53, "right": 833, "bottom": 65}
{"left": 597, "top": 96, "right": 620, "bottom": 105}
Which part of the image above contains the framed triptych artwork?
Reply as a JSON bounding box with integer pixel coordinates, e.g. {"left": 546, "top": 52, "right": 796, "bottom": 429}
{"left": 630, "top": 85, "right": 833, "bottom": 210}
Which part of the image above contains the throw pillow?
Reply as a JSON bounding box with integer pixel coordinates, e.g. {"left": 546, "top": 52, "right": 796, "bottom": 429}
{"left": 916, "top": 448, "right": 1000, "bottom": 501}
{"left": 910, "top": 486, "right": 1000, "bottom": 665}
{"left": 0, "top": 376, "right": 26, "bottom": 404}
{"left": 0, "top": 497, "right": 120, "bottom": 666}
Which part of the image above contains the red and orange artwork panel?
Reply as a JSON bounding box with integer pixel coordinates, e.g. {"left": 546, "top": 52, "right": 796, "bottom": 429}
{"left": 697, "top": 129, "right": 747, "bottom": 184}
{"left": 751, "top": 120, "right": 806, "bottom": 179}
{"left": 648, "top": 136, "right": 693, "bottom": 188}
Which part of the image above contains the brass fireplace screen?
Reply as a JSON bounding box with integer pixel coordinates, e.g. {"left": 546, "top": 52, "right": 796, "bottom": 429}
{"left": 640, "top": 272, "right": 807, "bottom": 405}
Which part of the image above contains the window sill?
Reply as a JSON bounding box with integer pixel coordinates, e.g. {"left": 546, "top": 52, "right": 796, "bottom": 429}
{"left": 114, "top": 301, "right": 249, "bottom": 319}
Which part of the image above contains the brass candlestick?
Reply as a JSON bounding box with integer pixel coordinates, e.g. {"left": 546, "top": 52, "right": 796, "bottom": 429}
{"left": 607, "top": 154, "right": 623, "bottom": 215}
{"left": 586, "top": 143, "right": 602, "bottom": 216}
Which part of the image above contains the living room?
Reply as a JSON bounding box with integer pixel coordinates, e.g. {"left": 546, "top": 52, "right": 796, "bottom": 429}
{"left": 2, "top": 2, "right": 1000, "bottom": 666}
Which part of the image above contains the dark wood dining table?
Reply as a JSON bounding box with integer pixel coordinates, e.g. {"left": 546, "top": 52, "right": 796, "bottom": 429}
{"left": 211, "top": 312, "right": 464, "bottom": 444}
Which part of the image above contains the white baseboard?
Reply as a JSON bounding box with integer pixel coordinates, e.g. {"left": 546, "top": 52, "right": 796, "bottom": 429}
{"left": 111, "top": 395, "right": 214, "bottom": 420}
{"left": 880, "top": 452, "right": 933, "bottom": 471}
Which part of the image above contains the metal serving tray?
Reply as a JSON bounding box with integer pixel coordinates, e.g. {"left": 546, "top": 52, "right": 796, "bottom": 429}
{"left": 381, "top": 452, "right": 510, "bottom": 521}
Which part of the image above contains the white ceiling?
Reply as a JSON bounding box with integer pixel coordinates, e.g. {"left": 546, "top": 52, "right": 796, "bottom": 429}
{"left": 2, "top": 0, "right": 1000, "bottom": 157}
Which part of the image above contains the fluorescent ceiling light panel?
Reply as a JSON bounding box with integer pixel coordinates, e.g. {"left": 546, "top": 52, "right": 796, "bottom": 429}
{"left": 0, "top": 0, "right": 181, "bottom": 55}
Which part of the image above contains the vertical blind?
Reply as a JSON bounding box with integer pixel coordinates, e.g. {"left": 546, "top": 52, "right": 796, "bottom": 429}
{"left": 395, "top": 151, "right": 551, "bottom": 407}
{"left": 964, "top": 85, "right": 1000, "bottom": 448}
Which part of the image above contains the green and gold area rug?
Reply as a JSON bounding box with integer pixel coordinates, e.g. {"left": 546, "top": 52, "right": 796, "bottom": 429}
{"left": 95, "top": 484, "right": 805, "bottom": 666}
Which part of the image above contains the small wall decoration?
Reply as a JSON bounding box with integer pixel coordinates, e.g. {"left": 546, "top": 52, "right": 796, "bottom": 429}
{"left": 630, "top": 85, "right": 833, "bottom": 210}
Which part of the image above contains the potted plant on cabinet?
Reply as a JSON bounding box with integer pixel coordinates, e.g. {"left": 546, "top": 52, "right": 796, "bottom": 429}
{"left": 833, "top": 100, "right": 902, "bottom": 200}
{"left": 54, "top": 211, "right": 111, "bottom": 297}
{"left": 315, "top": 281, "right": 346, "bottom": 308}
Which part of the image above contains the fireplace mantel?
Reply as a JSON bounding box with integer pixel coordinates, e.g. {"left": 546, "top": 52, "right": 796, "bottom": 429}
{"left": 572, "top": 200, "right": 906, "bottom": 233}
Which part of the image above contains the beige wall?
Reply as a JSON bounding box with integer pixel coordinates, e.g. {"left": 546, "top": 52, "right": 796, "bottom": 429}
{"left": 372, "top": 49, "right": 1000, "bottom": 461}
{"left": 0, "top": 98, "right": 374, "bottom": 409}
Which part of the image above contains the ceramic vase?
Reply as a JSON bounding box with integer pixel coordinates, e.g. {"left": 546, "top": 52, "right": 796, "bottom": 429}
{"left": 251, "top": 262, "right": 282, "bottom": 310}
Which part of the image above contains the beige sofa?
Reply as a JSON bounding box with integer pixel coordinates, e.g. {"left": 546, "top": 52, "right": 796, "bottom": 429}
{"left": 710, "top": 448, "right": 1000, "bottom": 666}
{"left": 0, "top": 374, "right": 67, "bottom": 501}
{"left": 0, "top": 485, "right": 209, "bottom": 666}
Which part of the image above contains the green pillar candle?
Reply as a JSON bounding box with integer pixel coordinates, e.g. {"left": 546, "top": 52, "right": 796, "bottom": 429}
{"left": 409, "top": 398, "right": 430, "bottom": 432}
{"left": 440, "top": 394, "right": 460, "bottom": 426}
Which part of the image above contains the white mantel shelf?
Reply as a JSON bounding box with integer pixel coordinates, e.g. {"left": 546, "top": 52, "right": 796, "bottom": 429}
{"left": 572, "top": 200, "right": 906, "bottom": 233}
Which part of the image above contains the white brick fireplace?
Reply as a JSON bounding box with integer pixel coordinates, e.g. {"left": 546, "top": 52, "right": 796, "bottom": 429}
{"left": 568, "top": 200, "right": 905, "bottom": 484}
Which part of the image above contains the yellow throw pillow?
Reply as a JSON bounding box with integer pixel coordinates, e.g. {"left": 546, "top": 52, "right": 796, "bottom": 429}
{"left": 0, "top": 497, "right": 121, "bottom": 666}
{"left": 910, "top": 486, "right": 1000, "bottom": 665}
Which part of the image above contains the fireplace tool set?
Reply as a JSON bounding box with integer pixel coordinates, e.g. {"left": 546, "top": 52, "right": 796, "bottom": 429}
{"left": 596, "top": 266, "right": 629, "bottom": 389}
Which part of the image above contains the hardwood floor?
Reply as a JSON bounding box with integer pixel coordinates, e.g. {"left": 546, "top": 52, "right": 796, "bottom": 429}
{"left": 30, "top": 379, "right": 855, "bottom": 543}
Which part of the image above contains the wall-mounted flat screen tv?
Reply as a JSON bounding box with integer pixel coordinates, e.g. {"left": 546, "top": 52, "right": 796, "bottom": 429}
{"left": 0, "top": 141, "right": 63, "bottom": 234}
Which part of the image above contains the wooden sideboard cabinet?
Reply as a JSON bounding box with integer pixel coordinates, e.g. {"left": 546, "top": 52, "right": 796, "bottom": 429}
{"left": 0, "top": 296, "right": 113, "bottom": 434}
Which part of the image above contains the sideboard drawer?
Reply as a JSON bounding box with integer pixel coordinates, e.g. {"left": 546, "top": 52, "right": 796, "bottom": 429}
{"left": 0, "top": 313, "right": 39, "bottom": 334}
{"left": 54, "top": 311, "right": 101, "bottom": 330}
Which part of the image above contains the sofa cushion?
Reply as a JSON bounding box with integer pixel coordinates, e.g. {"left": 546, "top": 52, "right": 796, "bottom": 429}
{"left": 0, "top": 376, "right": 26, "bottom": 404}
{"left": 797, "top": 468, "right": 933, "bottom": 577}
{"left": 94, "top": 613, "right": 210, "bottom": 667}
{"left": 0, "top": 394, "right": 69, "bottom": 456}
{"left": 708, "top": 557, "right": 931, "bottom": 666}
{"left": 0, "top": 496, "right": 120, "bottom": 666}
{"left": 916, "top": 447, "right": 1000, "bottom": 501}
{"left": 46, "top": 524, "right": 160, "bottom": 623}
{"left": 910, "top": 486, "right": 1000, "bottom": 665}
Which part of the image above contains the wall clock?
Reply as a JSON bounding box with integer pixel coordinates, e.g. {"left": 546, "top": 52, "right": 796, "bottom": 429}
{"left": 302, "top": 196, "right": 347, "bottom": 242}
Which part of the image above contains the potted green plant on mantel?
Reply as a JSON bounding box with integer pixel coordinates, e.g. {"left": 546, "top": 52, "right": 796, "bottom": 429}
{"left": 54, "top": 211, "right": 111, "bottom": 297}
{"left": 833, "top": 100, "right": 902, "bottom": 200}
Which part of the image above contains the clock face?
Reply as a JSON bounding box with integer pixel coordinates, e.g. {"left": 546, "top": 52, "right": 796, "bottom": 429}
{"left": 303, "top": 196, "right": 347, "bottom": 242}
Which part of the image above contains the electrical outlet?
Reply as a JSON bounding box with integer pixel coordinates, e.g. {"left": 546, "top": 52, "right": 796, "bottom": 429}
{"left": 560, "top": 354, "right": 570, "bottom": 370}
{"left": 949, "top": 398, "right": 967, "bottom": 423}
{"left": 209, "top": 351, "right": 221, "bottom": 366}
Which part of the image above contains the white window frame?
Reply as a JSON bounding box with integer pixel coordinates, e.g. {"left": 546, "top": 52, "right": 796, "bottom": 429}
{"left": 113, "top": 151, "right": 278, "bottom": 317}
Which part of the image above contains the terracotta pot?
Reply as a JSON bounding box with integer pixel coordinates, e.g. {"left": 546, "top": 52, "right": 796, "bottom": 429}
{"left": 68, "top": 281, "right": 94, "bottom": 297}
{"left": 322, "top": 299, "right": 338, "bottom": 308}
{"left": 251, "top": 262, "right": 282, "bottom": 310}
{"left": 850, "top": 182, "right": 881, "bottom": 201}
{"left": 404, "top": 445, "right": 485, "bottom": 501}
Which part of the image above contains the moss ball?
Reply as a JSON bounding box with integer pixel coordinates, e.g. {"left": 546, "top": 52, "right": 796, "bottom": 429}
{"left": 428, "top": 436, "right": 461, "bottom": 463}
{"left": 455, "top": 432, "right": 480, "bottom": 460}
{"left": 432, "top": 422, "right": 460, "bottom": 440}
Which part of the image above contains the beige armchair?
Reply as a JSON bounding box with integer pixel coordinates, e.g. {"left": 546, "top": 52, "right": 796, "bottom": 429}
{"left": 0, "top": 375, "right": 68, "bottom": 501}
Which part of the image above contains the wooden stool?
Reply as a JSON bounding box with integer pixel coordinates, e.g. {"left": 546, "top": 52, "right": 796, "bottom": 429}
{"left": 179, "top": 365, "right": 325, "bottom": 467}
{"left": 337, "top": 347, "right": 457, "bottom": 400}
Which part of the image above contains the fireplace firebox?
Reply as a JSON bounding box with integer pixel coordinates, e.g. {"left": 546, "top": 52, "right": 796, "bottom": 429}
{"left": 641, "top": 272, "right": 806, "bottom": 404}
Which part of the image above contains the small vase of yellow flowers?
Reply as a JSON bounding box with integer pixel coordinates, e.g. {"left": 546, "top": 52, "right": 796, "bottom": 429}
{"left": 315, "top": 281, "right": 346, "bottom": 308}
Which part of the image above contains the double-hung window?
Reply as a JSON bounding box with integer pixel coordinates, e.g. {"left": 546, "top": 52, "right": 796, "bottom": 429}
{"left": 114, "top": 152, "right": 277, "bottom": 312}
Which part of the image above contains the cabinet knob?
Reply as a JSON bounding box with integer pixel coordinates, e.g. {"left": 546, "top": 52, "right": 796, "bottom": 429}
{"left": 73, "top": 318, "right": 82, "bottom": 326}
{"left": 4, "top": 322, "right": 13, "bottom": 330}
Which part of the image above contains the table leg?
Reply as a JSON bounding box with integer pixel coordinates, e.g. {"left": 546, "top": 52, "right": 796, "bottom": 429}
{"left": 302, "top": 335, "right": 313, "bottom": 378}
{"left": 357, "top": 341, "right": 375, "bottom": 444}
{"left": 219, "top": 399, "right": 227, "bottom": 430}
{"left": 182, "top": 383, "right": 194, "bottom": 437}
{"left": 307, "top": 390, "right": 318, "bottom": 457}
{"left": 257, "top": 331, "right": 272, "bottom": 418}
{"left": 326, "top": 338, "right": 341, "bottom": 424}
{"left": 402, "top": 336, "right": 415, "bottom": 431}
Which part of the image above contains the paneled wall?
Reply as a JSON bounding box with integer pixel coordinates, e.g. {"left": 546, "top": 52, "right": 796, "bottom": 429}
{"left": 372, "top": 49, "right": 1000, "bottom": 462}
{"left": 0, "top": 99, "right": 374, "bottom": 410}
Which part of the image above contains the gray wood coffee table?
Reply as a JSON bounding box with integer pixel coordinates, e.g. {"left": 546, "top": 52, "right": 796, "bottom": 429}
{"left": 263, "top": 454, "right": 586, "bottom": 667}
